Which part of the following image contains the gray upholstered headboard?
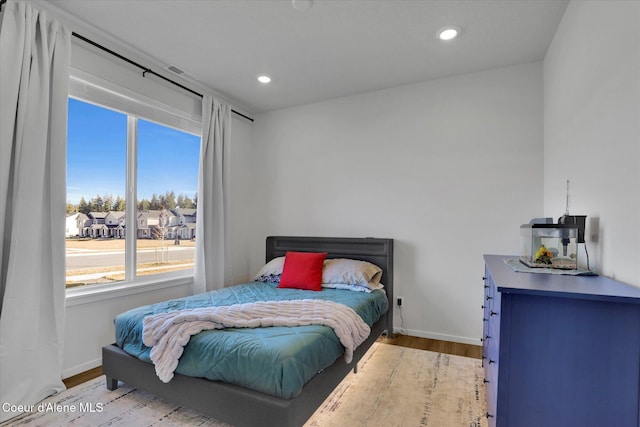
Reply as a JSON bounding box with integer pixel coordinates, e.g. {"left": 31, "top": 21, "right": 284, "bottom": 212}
{"left": 265, "top": 236, "right": 394, "bottom": 335}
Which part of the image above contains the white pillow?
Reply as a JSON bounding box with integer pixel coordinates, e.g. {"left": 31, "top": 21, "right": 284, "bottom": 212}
{"left": 253, "top": 256, "right": 285, "bottom": 280}
{"left": 322, "top": 258, "right": 383, "bottom": 288}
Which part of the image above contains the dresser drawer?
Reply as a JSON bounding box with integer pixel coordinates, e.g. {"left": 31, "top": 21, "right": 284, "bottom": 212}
{"left": 486, "top": 337, "right": 499, "bottom": 365}
{"left": 487, "top": 313, "right": 500, "bottom": 344}
{"left": 484, "top": 352, "right": 499, "bottom": 427}
{"left": 485, "top": 376, "right": 497, "bottom": 427}
{"left": 483, "top": 264, "right": 501, "bottom": 427}
{"left": 484, "top": 364, "right": 498, "bottom": 416}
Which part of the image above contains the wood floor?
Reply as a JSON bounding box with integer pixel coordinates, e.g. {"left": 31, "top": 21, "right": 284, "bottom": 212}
{"left": 64, "top": 366, "right": 103, "bottom": 389}
{"left": 379, "top": 334, "right": 482, "bottom": 359}
{"left": 62, "top": 335, "right": 482, "bottom": 389}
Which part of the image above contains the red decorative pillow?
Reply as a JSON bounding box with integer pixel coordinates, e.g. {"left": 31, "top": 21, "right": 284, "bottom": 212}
{"left": 278, "top": 251, "right": 327, "bottom": 291}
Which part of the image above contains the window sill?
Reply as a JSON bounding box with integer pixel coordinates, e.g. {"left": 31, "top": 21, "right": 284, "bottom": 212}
{"left": 65, "top": 273, "right": 194, "bottom": 306}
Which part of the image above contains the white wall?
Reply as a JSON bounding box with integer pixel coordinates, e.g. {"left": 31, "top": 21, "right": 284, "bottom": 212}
{"left": 63, "top": 284, "right": 191, "bottom": 377}
{"left": 251, "top": 62, "right": 544, "bottom": 343}
{"left": 544, "top": 0, "right": 640, "bottom": 287}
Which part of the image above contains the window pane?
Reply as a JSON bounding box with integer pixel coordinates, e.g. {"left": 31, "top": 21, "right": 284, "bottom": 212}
{"left": 136, "top": 119, "right": 199, "bottom": 277}
{"left": 66, "top": 98, "right": 127, "bottom": 288}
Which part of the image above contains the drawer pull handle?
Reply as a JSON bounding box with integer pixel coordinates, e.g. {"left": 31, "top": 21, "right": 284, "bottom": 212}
{"left": 481, "top": 305, "right": 485, "bottom": 309}
{"left": 482, "top": 277, "right": 486, "bottom": 280}
{"left": 486, "top": 296, "right": 493, "bottom": 300}
{"left": 483, "top": 318, "right": 488, "bottom": 322}
{"left": 484, "top": 285, "right": 489, "bottom": 289}
{"left": 485, "top": 335, "right": 491, "bottom": 340}
{"left": 489, "top": 359, "right": 496, "bottom": 364}
{"left": 486, "top": 412, "right": 494, "bottom": 419}
{"left": 490, "top": 311, "right": 498, "bottom": 316}
{"left": 483, "top": 378, "right": 490, "bottom": 384}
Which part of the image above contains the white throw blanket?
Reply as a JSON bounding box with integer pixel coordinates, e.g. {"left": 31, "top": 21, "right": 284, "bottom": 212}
{"left": 142, "top": 299, "right": 371, "bottom": 383}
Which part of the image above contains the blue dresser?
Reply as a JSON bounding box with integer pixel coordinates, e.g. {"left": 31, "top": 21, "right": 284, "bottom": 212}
{"left": 482, "top": 255, "right": 640, "bottom": 427}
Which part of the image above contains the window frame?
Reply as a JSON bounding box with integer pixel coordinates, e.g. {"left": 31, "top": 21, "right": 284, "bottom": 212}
{"left": 65, "top": 68, "right": 201, "bottom": 303}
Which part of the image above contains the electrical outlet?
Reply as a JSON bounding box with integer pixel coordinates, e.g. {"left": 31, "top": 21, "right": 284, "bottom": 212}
{"left": 397, "top": 297, "right": 403, "bottom": 307}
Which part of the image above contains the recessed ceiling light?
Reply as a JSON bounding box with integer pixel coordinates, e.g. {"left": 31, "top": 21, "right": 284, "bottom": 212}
{"left": 257, "top": 75, "right": 272, "bottom": 84}
{"left": 437, "top": 26, "right": 460, "bottom": 41}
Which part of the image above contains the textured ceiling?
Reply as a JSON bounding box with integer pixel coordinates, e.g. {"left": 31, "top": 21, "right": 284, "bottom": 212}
{"left": 49, "top": 0, "right": 568, "bottom": 114}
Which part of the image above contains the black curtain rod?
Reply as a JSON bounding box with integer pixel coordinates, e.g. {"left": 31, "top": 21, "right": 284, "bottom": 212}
{"left": 0, "top": 2, "right": 252, "bottom": 122}
{"left": 72, "top": 30, "right": 254, "bottom": 123}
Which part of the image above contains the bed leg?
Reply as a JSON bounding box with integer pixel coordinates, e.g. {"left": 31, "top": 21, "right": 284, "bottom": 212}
{"left": 353, "top": 363, "right": 358, "bottom": 374}
{"left": 106, "top": 376, "right": 119, "bottom": 391}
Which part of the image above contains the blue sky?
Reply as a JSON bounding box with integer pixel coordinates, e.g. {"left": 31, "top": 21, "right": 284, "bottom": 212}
{"left": 67, "top": 98, "right": 200, "bottom": 205}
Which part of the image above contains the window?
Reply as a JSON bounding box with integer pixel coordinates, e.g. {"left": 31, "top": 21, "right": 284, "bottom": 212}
{"left": 66, "top": 99, "right": 127, "bottom": 288}
{"left": 65, "top": 86, "right": 201, "bottom": 289}
{"left": 135, "top": 119, "right": 199, "bottom": 278}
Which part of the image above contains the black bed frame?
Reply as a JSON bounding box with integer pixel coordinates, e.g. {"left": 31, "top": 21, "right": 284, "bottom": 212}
{"left": 102, "top": 236, "right": 394, "bottom": 427}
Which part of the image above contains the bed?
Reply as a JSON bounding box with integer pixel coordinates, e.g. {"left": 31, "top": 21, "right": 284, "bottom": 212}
{"left": 102, "top": 236, "right": 394, "bottom": 427}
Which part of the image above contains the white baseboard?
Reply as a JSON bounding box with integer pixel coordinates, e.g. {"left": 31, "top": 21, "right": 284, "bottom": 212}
{"left": 63, "top": 357, "right": 102, "bottom": 379}
{"left": 392, "top": 326, "right": 481, "bottom": 346}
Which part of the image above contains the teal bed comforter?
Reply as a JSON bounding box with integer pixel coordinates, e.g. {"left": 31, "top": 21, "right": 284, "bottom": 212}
{"left": 114, "top": 282, "right": 388, "bottom": 399}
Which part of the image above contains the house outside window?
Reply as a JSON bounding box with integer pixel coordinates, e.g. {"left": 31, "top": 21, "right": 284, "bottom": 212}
{"left": 65, "top": 75, "right": 201, "bottom": 290}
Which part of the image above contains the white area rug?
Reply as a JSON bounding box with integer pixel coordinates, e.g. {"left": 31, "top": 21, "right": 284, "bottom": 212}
{"left": 1, "top": 343, "right": 487, "bottom": 427}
